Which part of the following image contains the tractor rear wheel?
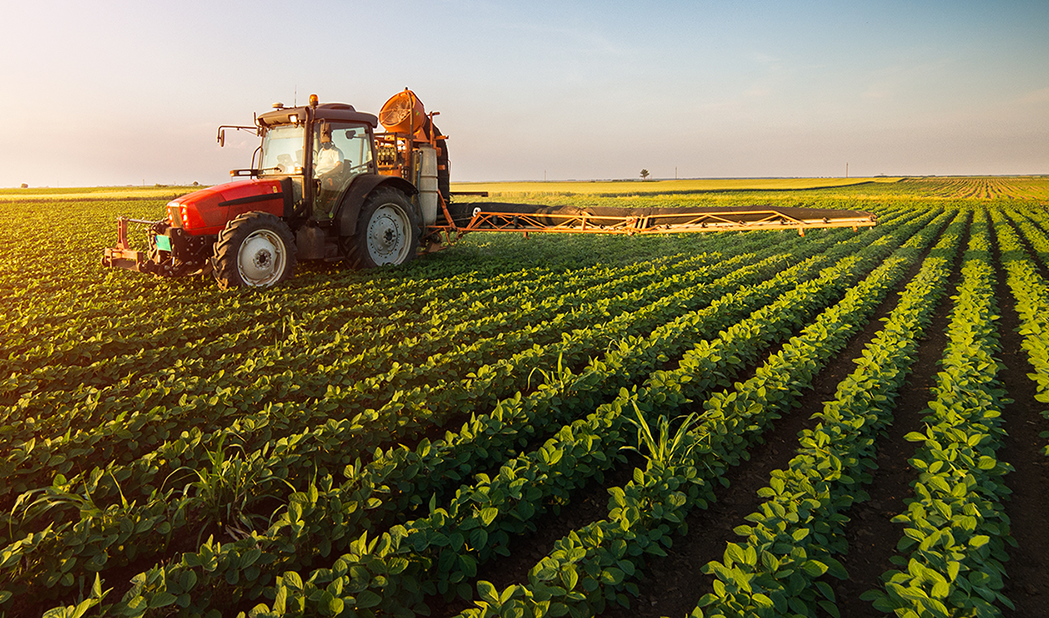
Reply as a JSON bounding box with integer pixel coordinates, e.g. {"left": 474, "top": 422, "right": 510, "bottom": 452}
{"left": 212, "top": 212, "right": 297, "bottom": 289}
{"left": 346, "top": 188, "right": 420, "bottom": 268}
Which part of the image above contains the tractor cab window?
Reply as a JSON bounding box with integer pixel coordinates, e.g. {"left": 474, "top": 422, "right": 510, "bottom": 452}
{"left": 259, "top": 125, "right": 305, "bottom": 175}
{"left": 312, "top": 122, "right": 373, "bottom": 219}
{"left": 312, "top": 123, "right": 373, "bottom": 179}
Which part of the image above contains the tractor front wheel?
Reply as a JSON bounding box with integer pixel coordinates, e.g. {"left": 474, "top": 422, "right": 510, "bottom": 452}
{"left": 212, "top": 212, "right": 297, "bottom": 289}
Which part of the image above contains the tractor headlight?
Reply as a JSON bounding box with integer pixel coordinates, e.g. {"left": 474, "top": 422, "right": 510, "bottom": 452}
{"left": 166, "top": 200, "right": 183, "bottom": 228}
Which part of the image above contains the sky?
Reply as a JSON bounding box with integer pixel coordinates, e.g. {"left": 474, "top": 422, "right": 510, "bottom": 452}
{"left": 2, "top": 0, "right": 1047, "bottom": 188}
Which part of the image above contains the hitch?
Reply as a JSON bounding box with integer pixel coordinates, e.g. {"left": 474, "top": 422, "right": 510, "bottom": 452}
{"left": 102, "top": 216, "right": 213, "bottom": 277}
{"left": 102, "top": 217, "right": 161, "bottom": 272}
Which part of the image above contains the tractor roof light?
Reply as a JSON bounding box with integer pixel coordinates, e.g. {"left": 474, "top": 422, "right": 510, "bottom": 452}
{"left": 309, "top": 94, "right": 319, "bottom": 108}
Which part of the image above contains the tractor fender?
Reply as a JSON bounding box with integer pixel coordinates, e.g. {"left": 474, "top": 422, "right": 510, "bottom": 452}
{"left": 337, "top": 174, "right": 418, "bottom": 238}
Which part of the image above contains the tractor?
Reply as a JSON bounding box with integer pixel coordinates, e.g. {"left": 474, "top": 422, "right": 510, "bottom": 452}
{"left": 103, "top": 89, "right": 449, "bottom": 288}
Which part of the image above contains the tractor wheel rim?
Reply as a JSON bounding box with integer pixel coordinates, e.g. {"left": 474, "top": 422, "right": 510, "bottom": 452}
{"left": 238, "top": 229, "right": 286, "bottom": 286}
{"left": 366, "top": 204, "right": 410, "bottom": 265}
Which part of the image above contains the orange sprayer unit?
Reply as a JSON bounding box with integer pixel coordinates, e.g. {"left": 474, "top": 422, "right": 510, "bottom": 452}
{"left": 379, "top": 89, "right": 428, "bottom": 137}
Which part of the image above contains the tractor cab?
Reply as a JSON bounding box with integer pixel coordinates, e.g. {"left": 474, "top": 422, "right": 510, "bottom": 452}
{"left": 252, "top": 100, "right": 380, "bottom": 223}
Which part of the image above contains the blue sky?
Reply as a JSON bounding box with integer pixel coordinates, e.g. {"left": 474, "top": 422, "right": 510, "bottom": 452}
{"left": 2, "top": 0, "right": 1047, "bottom": 187}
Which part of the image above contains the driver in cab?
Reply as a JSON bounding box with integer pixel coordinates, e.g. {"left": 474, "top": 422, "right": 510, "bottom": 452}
{"left": 315, "top": 128, "right": 344, "bottom": 180}
{"left": 314, "top": 126, "right": 348, "bottom": 219}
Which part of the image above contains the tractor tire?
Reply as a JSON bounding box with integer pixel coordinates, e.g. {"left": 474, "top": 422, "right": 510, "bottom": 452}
{"left": 211, "top": 211, "right": 297, "bottom": 289}
{"left": 346, "top": 188, "right": 420, "bottom": 269}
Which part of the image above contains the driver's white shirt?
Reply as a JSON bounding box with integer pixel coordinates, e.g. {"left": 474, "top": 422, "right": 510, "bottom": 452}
{"left": 316, "top": 145, "right": 343, "bottom": 175}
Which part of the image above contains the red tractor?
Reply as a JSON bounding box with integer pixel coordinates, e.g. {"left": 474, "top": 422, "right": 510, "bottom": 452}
{"left": 103, "top": 89, "right": 451, "bottom": 288}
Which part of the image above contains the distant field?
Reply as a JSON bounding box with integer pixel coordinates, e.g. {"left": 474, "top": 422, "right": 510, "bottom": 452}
{"left": 0, "top": 186, "right": 197, "bottom": 201}
{"left": 451, "top": 176, "right": 903, "bottom": 197}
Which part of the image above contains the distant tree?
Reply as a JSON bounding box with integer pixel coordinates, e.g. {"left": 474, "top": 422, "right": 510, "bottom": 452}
{"left": 192, "top": 181, "right": 200, "bottom": 186}
{"left": 640, "top": 169, "right": 650, "bottom": 181}
{"left": 20, "top": 183, "right": 28, "bottom": 189}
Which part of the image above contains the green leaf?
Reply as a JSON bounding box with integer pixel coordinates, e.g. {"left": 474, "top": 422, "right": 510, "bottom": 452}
{"left": 274, "top": 586, "right": 288, "bottom": 613}
{"left": 801, "top": 560, "right": 828, "bottom": 577}
{"left": 561, "top": 567, "right": 579, "bottom": 591}
{"left": 480, "top": 507, "right": 499, "bottom": 527}
{"left": 818, "top": 599, "right": 841, "bottom": 618}
{"left": 148, "top": 592, "right": 178, "bottom": 609}
{"left": 500, "top": 585, "right": 518, "bottom": 605}
{"left": 478, "top": 580, "right": 500, "bottom": 605}
{"left": 599, "top": 568, "right": 625, "bottom": 585}
{"left": 179, "top": 570, "right": 197, "bottom": 591}
{"left": 725, "top": 543, "right": 747, "bottom": 566}
{"left": 70, "top": 598, "right": 95, "bottom": 618}
{"left": 469, "top": 527, "right": 489, "bottom": 551}
{"left": 356, "top": 590, "right": 382, "bottom": 609}
{"left": 283, "top": 571, "right": 304, "bottom": 590}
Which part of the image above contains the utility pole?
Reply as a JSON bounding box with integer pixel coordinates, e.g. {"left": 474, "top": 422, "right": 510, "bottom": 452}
{"left": 846, "top": 163, "right": 849, "bottom": 178}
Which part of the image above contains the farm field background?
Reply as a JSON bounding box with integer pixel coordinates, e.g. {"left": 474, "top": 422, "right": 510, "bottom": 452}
{"left": 2, "top": 176, "right": 1049, "bottom": 617}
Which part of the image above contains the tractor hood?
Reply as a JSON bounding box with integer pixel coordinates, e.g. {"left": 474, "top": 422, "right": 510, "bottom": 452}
{"left": 166, "top": 178, "right": 289, "bottom": 235}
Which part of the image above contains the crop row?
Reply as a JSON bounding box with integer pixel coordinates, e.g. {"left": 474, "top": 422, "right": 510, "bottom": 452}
{"left": 6, "top": 234, "right": 870, "bottom": 612}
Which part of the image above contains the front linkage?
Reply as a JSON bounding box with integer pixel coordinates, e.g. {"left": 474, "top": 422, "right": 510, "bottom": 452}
{"left": 102, "top": 216, "right": 213, "bottom": 278}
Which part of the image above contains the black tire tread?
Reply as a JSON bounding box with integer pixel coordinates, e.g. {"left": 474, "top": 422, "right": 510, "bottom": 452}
{"left": 211, "top": 211, "right": 297, "bottom": 289}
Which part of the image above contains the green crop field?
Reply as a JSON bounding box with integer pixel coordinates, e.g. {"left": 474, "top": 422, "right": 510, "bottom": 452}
{"left": 2, "top": 176, "right": 1049, "bottom": 618}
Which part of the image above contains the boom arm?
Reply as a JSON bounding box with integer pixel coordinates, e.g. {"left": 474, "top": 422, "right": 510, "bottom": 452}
{"left": 428, "top": 202, "right": 876, "bottom": 240}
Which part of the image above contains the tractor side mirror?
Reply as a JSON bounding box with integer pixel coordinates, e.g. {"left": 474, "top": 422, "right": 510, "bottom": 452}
{"left": 217, "top": 129, "right": 226, "bottom": 147}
